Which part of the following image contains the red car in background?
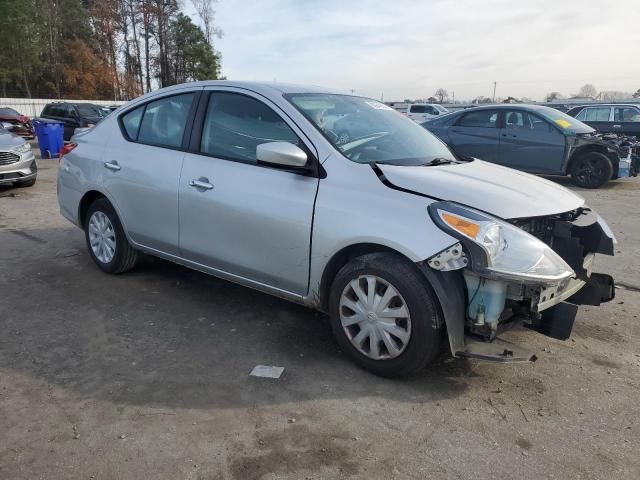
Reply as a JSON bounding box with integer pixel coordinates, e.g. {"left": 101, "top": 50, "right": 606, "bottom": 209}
{"left": 0, "top": 107, "right": 34, "bottom": 138}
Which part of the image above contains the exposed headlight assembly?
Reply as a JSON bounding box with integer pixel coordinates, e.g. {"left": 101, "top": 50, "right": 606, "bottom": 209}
{"left": 428, "top": 201, "right": 574, "bottom": 285}
{"left": 10, "top": 143, "right": 31, "bottom": 155}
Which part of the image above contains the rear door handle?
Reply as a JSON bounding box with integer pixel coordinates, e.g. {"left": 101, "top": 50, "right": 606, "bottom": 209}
{"left": 613, "top": 124, "right": 622, "bottom": 128}
{"left": 104, "top": 161, "right": 121, "bottom": 171}
{"left": 189, "top": 178, "right": 214, "bottom": 190}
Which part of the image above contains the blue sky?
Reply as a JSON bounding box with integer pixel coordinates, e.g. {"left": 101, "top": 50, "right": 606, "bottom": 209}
{"left": 186, "top": 0, "right": 640, "bottom": 101}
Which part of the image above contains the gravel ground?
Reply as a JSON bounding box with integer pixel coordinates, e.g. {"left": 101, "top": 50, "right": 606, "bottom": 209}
{"left": 1, "top": 145, "right": 639, "bottom": 479}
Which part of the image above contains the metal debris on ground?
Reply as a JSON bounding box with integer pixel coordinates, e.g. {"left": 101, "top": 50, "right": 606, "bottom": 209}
{"left": 250, "top": 365, "right": 285, "bottom": 379}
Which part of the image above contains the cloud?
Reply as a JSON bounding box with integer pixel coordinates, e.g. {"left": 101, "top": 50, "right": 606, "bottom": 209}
{"left": 193, "top": 0, "right": 640, "bottom": 100}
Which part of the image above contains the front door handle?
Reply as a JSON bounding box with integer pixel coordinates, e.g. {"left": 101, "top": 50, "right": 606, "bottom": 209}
{"left": 189, "top": 178, "right": 214, "bottom": 190}
{"left": 104, "top": 161, "right": 121, "bottom": 171}
{"left": 613, "top": 124, "right": 622, "bottom": 128}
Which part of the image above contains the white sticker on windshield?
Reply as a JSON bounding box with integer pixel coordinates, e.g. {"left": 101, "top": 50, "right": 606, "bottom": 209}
{"left": 366, "top": 101, "right": 393, "bottom": 111}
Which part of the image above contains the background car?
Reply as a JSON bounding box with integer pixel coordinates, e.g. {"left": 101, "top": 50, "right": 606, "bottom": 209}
{"left": 40, "top": 102, "right": 105, "bottom": 140}
{"left": 0, "top": 107, "right": 34, "bottom": 138}
{"left": 0, "top": 125, "right": 37, "bottom": 187}
{"left": 406, "top": 103, "right": 448, "bottom": 123}
{"left": 566, "top": 104, "right": 640, "bottom": 136}
{"left": 422, "top": 104, "right": 631, "bottom": 188}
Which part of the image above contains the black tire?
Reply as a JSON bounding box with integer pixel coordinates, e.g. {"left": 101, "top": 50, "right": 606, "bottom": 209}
{"left": 570, "top": 152, "right": 613, "bottom": 188}
{"left": 328, "top": 252, "right": 445, "bottom": 377}
{"left": 15, "top": 178, "right": 36, "bottom": 188}
{"left": 84, "top": 198, "right": 139, "bottom": 274}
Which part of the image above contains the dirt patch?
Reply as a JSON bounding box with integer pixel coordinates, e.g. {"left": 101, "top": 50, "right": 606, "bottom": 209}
{"left": 516, "top": 438, "right": 533, "bottom": 450}
{"left": 229, "top": 424, "right": 359, "bottom": 480}
{"left": 573, "top": 323, "right": 625, "bottom": 344}
{"left": 591, "top": 357, "right": 623, "bottom": 369}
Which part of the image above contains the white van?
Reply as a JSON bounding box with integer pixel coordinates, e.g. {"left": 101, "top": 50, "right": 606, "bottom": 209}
{"left": 406, "top": 103, "right": 449, "bottom": 123}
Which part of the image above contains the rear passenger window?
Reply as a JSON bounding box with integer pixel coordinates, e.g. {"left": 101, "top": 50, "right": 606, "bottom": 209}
{"left": 200, "top": 92, "right": 301, "bottom": 164}
{"left": 578, "top": 107, "right": 610, "bottom": 122}
{"left": 458, "top": 110, "right": 498, "bottom": 128}
{"left": 121, "top": 106, "right": 144, "bottom": 140}
{"left": 137, "top": 93, "right": 195, "bottom": 148}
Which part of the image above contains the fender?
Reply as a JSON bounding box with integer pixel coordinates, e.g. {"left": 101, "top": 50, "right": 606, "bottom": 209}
{"left": 417, "top": 263, "right": 466, "bottom": 355}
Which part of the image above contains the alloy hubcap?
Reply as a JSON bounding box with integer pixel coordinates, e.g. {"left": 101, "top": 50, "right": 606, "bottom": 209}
{"left": 88, "top": 211, "right": 116, "bottom": 264}
{"left": 339, "top": 275, "right": 412, "bottom": 360}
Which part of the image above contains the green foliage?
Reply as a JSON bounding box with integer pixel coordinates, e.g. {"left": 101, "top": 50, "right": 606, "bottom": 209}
{"left": 169, "top": 13, "right": 220, "bottom": 83}
{"left": 0, "top": 0, "right": 222, "bottom": 99}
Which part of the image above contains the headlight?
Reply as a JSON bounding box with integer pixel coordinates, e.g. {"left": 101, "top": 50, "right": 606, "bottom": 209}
{"left": 10, "top": 143, "right": 31, "bottom": 155}
{"left": 429, "top": 201, "right": 574, "bottom": 284}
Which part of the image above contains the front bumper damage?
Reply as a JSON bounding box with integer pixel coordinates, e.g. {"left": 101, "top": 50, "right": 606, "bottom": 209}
{"left": 426, "top": 208, "right": 616, "bottom": 362}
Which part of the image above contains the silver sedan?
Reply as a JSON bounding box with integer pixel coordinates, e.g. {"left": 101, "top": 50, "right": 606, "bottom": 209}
{"left": 0, "top": 127, "right": 37, "bottom": 187}
{"left": 57, "top": 81, "right": 616, "bottom": 377}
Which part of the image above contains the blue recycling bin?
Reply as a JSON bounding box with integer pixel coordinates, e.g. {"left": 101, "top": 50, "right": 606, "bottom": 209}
{"left": 33, "top": 118, "right": 64, "bottom": 159}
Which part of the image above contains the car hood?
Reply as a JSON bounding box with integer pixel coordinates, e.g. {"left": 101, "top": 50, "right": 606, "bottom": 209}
{"left": 378, "top": 159, "right": 585, "bottom": 219}
{"left": 0, "top": 128, "right": 28, "bottom": 148}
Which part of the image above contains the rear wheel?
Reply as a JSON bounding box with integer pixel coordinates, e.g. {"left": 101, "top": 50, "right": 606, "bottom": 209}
{"left": 84, "top": 198, "right": 139, "bottom": 274}
{"left": 570, "top": 152, "right": 613, "bottom": 188}
{"left": 328, "top": 252, "right": 444, "bottom": 377}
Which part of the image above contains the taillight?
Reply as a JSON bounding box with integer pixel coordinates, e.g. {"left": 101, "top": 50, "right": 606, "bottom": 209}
{"left": 60, "top": 143, "right": 77, "bottom": 158}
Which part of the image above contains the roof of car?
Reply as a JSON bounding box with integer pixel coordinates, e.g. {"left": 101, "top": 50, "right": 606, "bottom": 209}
{"left": 150, "top": 80, "right": 347, "bottom": 97}
{"left": 567, "top": 103, "right": 640, "bottom": 109}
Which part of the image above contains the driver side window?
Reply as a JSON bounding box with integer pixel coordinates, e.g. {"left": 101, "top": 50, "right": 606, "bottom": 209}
{"left": 200, "top": 92, "right": 301, "bottom": 164}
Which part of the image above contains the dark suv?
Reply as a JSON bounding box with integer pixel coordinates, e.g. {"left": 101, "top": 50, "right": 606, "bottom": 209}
{"left": 40, "top": 102, "right": 107, "bottom": 141}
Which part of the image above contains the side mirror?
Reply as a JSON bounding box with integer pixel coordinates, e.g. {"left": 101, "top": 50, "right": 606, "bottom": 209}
{"left": 256, "top": 142, "right": 308, "bottom": 168}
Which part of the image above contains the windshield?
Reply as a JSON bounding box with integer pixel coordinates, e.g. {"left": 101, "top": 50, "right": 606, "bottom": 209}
{"left": 0, "top": 107, "right": 20, "bottom": 116}
{"left": 287, "top": 94, "right": 456, "bottom": 166}
{"left": 535, "top": 106, "right": 593, "bottom": 134}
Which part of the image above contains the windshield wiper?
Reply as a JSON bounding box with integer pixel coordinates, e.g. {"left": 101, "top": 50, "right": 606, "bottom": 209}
{"left": 425, "top": 157, "right": 457, "bottom": 166}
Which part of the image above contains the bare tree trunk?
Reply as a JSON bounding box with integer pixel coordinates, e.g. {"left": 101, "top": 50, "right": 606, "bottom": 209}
{"left": 142, "top": 1, "right": 151, "bottom": 92}
{"left": 129, "top": 0, "right": 144, "bottom": 93}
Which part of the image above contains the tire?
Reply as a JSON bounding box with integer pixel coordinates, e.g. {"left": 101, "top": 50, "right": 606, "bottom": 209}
{"left": 328, "top": 252, "right": 445, "bottom": 377}
{"left": 15, "top": 178, "right": 36, "bottom": 188}
{"left": 570, "top": 152, "right": 613, "bottom": 188}
{"left": 84, "top": 198, "right": 139, "bottom": 274}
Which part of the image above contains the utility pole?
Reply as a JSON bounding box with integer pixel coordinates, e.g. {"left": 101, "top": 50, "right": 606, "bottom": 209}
{"left": 492, "top": 81, "right": 497, "bottom": 102}
{"left": 452, "top": 91, "right": 455, "bottom": 104}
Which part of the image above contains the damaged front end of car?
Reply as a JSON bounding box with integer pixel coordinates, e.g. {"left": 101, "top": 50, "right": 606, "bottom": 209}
{"left": 424, "top": 201, "right": 616, "bottom": 363}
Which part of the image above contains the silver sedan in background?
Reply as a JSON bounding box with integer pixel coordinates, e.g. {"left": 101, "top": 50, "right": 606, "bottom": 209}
{"left": 57, "top": 81, "right": 616, "bottom": 377}
{"left": 0, "top": 126, "right": 37, "bottom": 188}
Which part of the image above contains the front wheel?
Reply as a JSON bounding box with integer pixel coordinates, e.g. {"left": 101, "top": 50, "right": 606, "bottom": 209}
{"left": 328, "top": 252, "right": 445, "bottom": 377}
{"left": 570, "top": 152, "right": 613, "bottom": 188}
{"left": 84, "top": 198, "right": 139, "bottom": 274}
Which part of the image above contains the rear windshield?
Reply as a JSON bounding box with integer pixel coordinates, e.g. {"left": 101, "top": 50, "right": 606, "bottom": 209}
{"left": 535, "top": 106, "right": 593, "bottom": 134}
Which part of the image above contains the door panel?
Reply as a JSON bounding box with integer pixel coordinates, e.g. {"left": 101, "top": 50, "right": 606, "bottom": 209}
{"left": 103, "top": 142, "right": 185, "bottom": 255}
{"left": 447, "top": 109, "right": 500, "bottom": 162}
{"left": 102, "top": 92, "right": 198, "bottom": 255}
{"left": 498, "top": 111, "right": 566, "bottom": 173}
{"left": 178, "top": 90, "right": 319, "bottom": 295}
{"left": 179, "top": 155, "right": 318, "bottom": 293}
